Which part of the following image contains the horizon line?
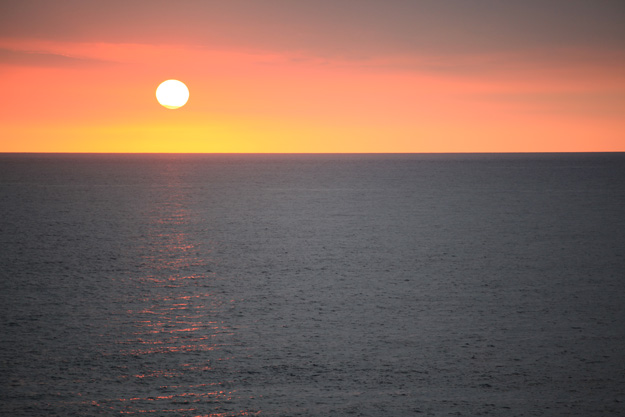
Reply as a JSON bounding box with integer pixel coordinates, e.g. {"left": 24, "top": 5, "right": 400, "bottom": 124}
{"left": 2, "top": 151, "right": 624, "bottom": 155}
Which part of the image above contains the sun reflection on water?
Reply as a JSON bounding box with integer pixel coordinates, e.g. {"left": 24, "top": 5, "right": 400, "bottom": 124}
{"left": 98, "top": 162, "right": 257, "bottom": 416}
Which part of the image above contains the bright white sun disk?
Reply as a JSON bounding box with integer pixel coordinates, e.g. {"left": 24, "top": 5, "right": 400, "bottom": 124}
{"left": 156, "top": 80, "right": 189, "bottom": 109}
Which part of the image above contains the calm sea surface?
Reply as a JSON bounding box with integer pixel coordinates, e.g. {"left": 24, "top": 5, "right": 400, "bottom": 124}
{"left": 1, "top": 153, "right": 624, "bottom": 416}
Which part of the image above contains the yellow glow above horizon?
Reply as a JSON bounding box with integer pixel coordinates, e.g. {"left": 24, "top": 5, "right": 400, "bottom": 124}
{"left": 0, "top": 39, "right": 624, "bottom": 153}
{"left": 156, "top": 80, "right": 189, "bottom": 109}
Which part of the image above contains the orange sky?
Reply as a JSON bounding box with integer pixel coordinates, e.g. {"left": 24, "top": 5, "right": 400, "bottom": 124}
{"left": 1, "top": 1, "right": 624, "bottom": 153}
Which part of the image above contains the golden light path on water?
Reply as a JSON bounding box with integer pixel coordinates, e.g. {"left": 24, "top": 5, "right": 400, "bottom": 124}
{"left": 89, "top": 161, "right": 260, "bottom": 416}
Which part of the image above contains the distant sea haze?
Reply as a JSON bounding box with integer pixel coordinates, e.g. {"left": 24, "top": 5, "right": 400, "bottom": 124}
{"left": 1, "top": 153, "right": 624, "bottom": 416}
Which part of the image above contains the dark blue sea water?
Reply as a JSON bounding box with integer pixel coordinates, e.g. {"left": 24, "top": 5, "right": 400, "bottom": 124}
{"left": 1, "top": 153, "right": 624, "bottom": 416}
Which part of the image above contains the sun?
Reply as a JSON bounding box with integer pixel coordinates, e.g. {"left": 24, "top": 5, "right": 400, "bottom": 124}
{"left": 156, "top": 80, "right": 189, "bottom": 109}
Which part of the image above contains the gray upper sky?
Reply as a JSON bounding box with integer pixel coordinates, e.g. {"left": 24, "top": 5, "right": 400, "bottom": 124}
{"left": 1, "top": 0, "right": 624, "bottom": 58}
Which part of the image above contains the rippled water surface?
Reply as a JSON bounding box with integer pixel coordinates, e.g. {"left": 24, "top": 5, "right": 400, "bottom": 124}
{"left": 1, "top": 153, "right": 624, "bottom": 416}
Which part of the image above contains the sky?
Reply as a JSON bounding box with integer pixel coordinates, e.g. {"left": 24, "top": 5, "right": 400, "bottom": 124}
{"left": 1, "top": 0, "right": 624, "bottom": 153}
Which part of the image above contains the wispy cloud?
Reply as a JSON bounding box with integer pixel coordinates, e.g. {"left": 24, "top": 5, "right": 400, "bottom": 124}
{"left": 0, "top": 46, "right": 118, "bottom": 68}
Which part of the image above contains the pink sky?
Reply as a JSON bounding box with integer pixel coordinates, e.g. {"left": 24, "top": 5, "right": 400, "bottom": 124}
{"left": 1, "top": 1, "right": 624, "bottom": 152}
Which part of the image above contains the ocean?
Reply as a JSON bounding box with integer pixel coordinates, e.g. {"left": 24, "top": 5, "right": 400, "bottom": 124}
{"left": 1, "top": 153, "right": 624, "bottom": 416}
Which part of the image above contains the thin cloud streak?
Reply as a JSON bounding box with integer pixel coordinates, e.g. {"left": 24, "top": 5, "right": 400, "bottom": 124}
{"left": 0, "top": 47, "right": 117, "bottom": 68}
